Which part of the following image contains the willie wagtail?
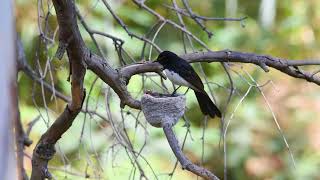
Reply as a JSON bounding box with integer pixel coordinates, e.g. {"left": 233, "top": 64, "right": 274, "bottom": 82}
{"left": 156, "top": 51, "right": 222, "bottom": 118}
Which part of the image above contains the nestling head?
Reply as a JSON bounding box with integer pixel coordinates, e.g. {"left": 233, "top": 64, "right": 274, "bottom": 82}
{"left": 155, "top": 51, "right": 178, "bottom": 65}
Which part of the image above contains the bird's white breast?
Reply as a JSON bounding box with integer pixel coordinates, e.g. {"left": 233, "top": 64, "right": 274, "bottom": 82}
{"left": 164, "top": 69, "right": 192, "bottom": 88}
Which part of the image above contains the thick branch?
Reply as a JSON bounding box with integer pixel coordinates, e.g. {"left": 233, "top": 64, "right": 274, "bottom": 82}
{"left": 85, "top": 53, "right": 141, "bottom": 109}
{"left": 31, "top": 0, "right": 86, "bottom": 179}
{"left": 182, "top": 50, "right": 320, "bottom": 85}
{"left": 84, "top": 50, "right": 320, "bottom": 111}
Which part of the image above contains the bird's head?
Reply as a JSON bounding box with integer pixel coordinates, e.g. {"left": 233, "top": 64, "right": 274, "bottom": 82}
{"left": 155, "top": 51, "right": 178, "bottom": 66}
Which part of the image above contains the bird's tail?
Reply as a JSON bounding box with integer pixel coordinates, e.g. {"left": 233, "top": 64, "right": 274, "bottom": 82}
{"left": 194, "top": 91, "right": 222, "bottom": 118}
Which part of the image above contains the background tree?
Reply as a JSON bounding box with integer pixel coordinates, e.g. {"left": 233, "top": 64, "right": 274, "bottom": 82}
{"left": 15, "top": 0, "right": 320, "bottom": 179}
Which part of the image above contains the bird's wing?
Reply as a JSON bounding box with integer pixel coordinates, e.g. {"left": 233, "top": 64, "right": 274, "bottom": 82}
{"left": 173, "top": 58, "right": 205, "bottom": 92}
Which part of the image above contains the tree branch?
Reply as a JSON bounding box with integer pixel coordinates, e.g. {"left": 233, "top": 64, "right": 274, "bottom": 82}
{"left": 16, "top": 36, "right": 33, "bottom": 180}
{"left": 163, "top": 123, "right": 219, "bottom": 180}
{"left": 164, "top": 4, "right": 247, "bottom": 22}
{"left": 84, "top": 50, "right": 320, "bottom": 112}
{"left": 31, "top": 0, "right": 86, "bottom": 179}
{"left": 182, "top": 0, "right": 213, "bottom": 38}
{"left": 183, "top": 50, "right": 320, "bottom": 85}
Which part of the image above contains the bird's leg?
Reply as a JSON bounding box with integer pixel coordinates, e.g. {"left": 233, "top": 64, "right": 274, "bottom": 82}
{"left": 182, "top": 116, "right": 191, "bottom": 129}
{"left": 171, "top": 85, "right": 182, "bottom": 96}
{"left": 172, "top": 83, "right": 176, "bottom": 92}
{"left": 183, "top": 88, "right": 190, "bottom": 95}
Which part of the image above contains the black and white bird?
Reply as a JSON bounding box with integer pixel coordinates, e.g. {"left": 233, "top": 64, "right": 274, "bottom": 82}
{"left": 156, "top": 51, "right": 222, "bottom": 118}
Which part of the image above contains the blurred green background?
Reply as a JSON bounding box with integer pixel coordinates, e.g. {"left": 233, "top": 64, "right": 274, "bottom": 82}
{"left": 16, "top": 0, "right": 320, "bottom": 179}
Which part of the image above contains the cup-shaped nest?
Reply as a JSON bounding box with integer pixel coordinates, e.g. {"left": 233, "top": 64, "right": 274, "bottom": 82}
{"left": 141, "top": 92, "right": 186, "bottom": 128}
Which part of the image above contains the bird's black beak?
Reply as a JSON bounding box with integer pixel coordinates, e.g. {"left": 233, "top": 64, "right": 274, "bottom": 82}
{"left": 153, "top": 56, "right": 166, "bottom": 79}
{"left": 155, "top": 56, "right": 164, "bottom": 62}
